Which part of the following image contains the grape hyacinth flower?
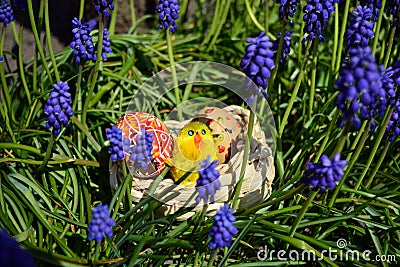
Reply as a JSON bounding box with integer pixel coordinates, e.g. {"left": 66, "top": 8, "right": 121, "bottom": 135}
{"left": 360, "top": 0, "right": 382, "bottom": 21}
{"left": 386, "top": 0, "right": 400, "bottom": 25}
{"left": 124, "top": 129, "right": 154, "bottom": 169}
{"left": 44, "top": 81, "right": 74, "bottom": 135}
{"left": 70, "top": 17, "right": 96, "bottom": 64}
{"left": 335, "top": 47, "right": 385, "bottom": 130}
{"left": 91, "top": 0, "right": 114, "bottom": 18}
{"left": 209, "top": 204, "right": 238, "bottom": 250}
{"left": 0, "top": 0, "right": 14, "bottom": 25}
{"left": 240, "top": 31, "right": 275, "bottom": 99}
{"left": 88, "top": 204, "right": 115, "bottom": 242}
{"left": 0, "top": 230, "right": 36, "bottom": 267}
{"left": 385, "top": 100, "right": 400, "bottom": 142}
{"left": 303, "top": 154, "right": 347, "bottom": 192}
{"left": 196, "top": 156, "right": 221, "bottom": 204}
{"left": 156, "top": 0, "right": 180, "bottom": 33}
{"left": 11, "top": 0, "right": 27, "bottom": 10}
{"left": 106, "top": 126, "right": 125, "bottom": 161}
{"left": 275, "top": 0, "right": 300, "bottom": 25}
{"left": 302, "top": 0, "right": 336, "bottom": 42}
{"left": 96, "top": 28, "right": 112, "bottom": 61}
{"left": 344, "top": 6, "right": 375, "bottom": 52}
{"left": 272, "top": 30, "right": 293, "bottom": 64}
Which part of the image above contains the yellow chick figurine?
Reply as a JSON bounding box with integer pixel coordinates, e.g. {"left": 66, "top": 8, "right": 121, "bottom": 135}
{"left": 165, "top": 121, "right": 218, "bottom": 186}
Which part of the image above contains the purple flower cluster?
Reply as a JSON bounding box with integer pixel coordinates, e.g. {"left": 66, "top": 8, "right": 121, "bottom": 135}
{"left": 44, "top": 81, "right": 74, "bottom": 135}
{"left": 275, "top": 0, "right": 300, "bottom": 25}
{"left": 106, "top": 125, "right": 125, "bottom": 161}
{"left": 303, "top": 154, "right": 347, "bottom": 191}
{"left": 209, "top": 204, "right": 238, "bottom": 250}
{"left": 302, "top": 0, "right": 336, "bottom": 42}
{"left": 88, "top": 204, "right": 115, "bottom": 242}
{"left": 91, "top": 0, "right": 114, "bottom": 18}
{"left": 196, "top": 156, "right": 221, "bottom": 204}
{"left": 124, "top": 128, "right": 154, "bottom": 169}
{"left": 384, "top": 62, "right": 400, "bottom": 141}
{"left": 386, "top": 0, "right": 400, "bottom": 24}
{"left": 0, "top": 0, "right": 14, "bottom": 25}
{"left": 360, "top": 0, "right": 382, "bottom": 21}
{"left": 272, "top": 30, "right": 293, "bottom": 64}
{"left": 345, "top": 6, "right": 375, "bottom": 52}
{"left": 335, "top": 47, "right": 385, "bottom": 130}
{"left": 240, "top": 31, "right": 275, "bottom": 99}
{"left": 0, "top": 230, "right": 36, "bottom": 267}
{"left": 97, "top": 28, "right": 112, "bottom": 61}
{"left": 70, "top": 18, "right": 96, "bottom": 64}
{"left": 156, "top": 0, "right": 180, "bottom": 33}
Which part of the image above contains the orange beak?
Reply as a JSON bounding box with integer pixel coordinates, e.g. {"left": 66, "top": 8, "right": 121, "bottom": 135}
{"left": 194, "top": 132, "right": 202, "bottom": 147}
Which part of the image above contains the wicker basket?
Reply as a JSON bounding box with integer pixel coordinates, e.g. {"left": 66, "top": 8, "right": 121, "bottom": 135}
{"left": 109, "top": 105, "right": 275, "bottom": 219}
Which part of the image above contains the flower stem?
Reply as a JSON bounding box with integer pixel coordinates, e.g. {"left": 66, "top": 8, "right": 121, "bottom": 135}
{"left": 365, "top": 140, "right": 390, "bottom": 188}
{"left": 383, "top": 25, "right": 396, "bottom": 68}
{"left": 334, "top": 0, "right": 351, "bottom": 78}
{"left": 129, "top": 0, "right": 136, "bottom": 28}
{"left": 17, "top": 24, "right": 31, "bottom": 104}
{"left": 288, "top": 190, "right": 318, "bottom": 239}
{"left": 353, "top": 107, "right": 394, "bottom": 192}
{"left": 330, "top": 2, "right": 339, "bottom": 82}
{"left": 0, "top": 25, "right": 12, "bottom": 114}
{"left": 231, "top": 107, "right": 255, "bottom": 211}
{"left": 109, "top": 0, "right": 118, "bottom": 35}
{"left": 316, "top": 109, "right": 339, "bottom": 161}
{"left": 308, "top": 39, "right": 319, "bottom": 120}
{"left": 44, "top": 0, "right": 60, "bottom": 81}
{"left": 82, "top": 14, "right": 105, "bottom": 126}
{"left": 38, "top": 134, "right": 55, "bottom": 171}
{"left": 93, "top": 241, "right": 101, "bottom": 266}
{"left": 266, "top": 21, "right": 287, "bottom": 97}
{"left": 79, "top": 0, "right": 85, "bottom": 19}
{"left": 209, "top": 0, "right": 232, "bottom": 49}
{"left": 279, "top": 40, "right": 312, "bottom": 137}
{"left": 166, "top": 30, "right": 182, "bottom": 121}
{"left": 27, "top": 0, "right": 53, "bottom": 84}
{"left": 328, "top": 120, "right": 371, "bottom": 208}
{"left": 207, "top": 249, "right": 218, "bottom": 267}
{"left": 372, "top": 0, "right": 386, "bottom": 55}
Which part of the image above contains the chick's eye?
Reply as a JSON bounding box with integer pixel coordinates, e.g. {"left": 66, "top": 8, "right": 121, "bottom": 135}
{"left": 201, "top": 129, "right": 207, "bottom": 135}
{"left": 188, "top": 130, "right": 194, "bottom": 136}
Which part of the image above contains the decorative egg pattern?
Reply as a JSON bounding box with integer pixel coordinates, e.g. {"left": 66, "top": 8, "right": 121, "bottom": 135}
{"left": 196, "top": 107, "right": 242, "bottom": 164}
{"left": 116, "top": 112, "right": 173, "bottom": 177}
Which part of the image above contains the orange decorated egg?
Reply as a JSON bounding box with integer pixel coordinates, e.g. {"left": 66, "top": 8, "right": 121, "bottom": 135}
{"left": 116, "top": 112, "right": 173, "bottom": 177}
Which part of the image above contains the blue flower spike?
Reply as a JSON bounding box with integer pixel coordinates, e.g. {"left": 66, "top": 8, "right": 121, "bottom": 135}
{"left": 345, "top": 5, "right": 375, "bottom": 52}
{"left": 70, "top": 17, "right": 96, "bottom": 64}
{"left": 0, "top": 230, "right": 36, "bottom": 267}
{"left": 44, "top": 81, "right": 74, "bottom": 135}
{"left": 240, "top": 31, "right": 275, "bottom": 99}
{"left": 156, "top": 0, "right": 180, "bottom": 33}
{"left": 196, "top": 156, "right": 221, "bottom": 204}
{"left": 106, "top": 126, "right": 125, "bottom": 161}
{"left": 302, "top": 0, "right": 336, "bottom": 43}
{"left": 303, "top": 154, "right": 347, "bottom": 192}
{"left": 209, "top": 204, "right": 238, "bottom": 250}
{"left": 91, "top": 0, "right": 114, "bottom": 18}
{"left": 88, "top": 204, "right": 115, "bottom": 242}
{"left": 335, "top": 47, "right": 386, "bottom": 130}
{"left": 0, "top": 0, "right": 14, "bottom": 25}
{"left": 124, "top": 128, "right": 154, "bottom": 169}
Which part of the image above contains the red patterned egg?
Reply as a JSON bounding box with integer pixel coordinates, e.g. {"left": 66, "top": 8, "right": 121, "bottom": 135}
{"left": 116, "top": 112, "right": 173, "bottom": 177}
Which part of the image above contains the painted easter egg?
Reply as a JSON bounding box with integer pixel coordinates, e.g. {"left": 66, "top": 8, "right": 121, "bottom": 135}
{"left": 196, "top": 107, "right": 242, "bottom": 164}
{"left": 116, "top": 112, "right": 173, "bottom": 177}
